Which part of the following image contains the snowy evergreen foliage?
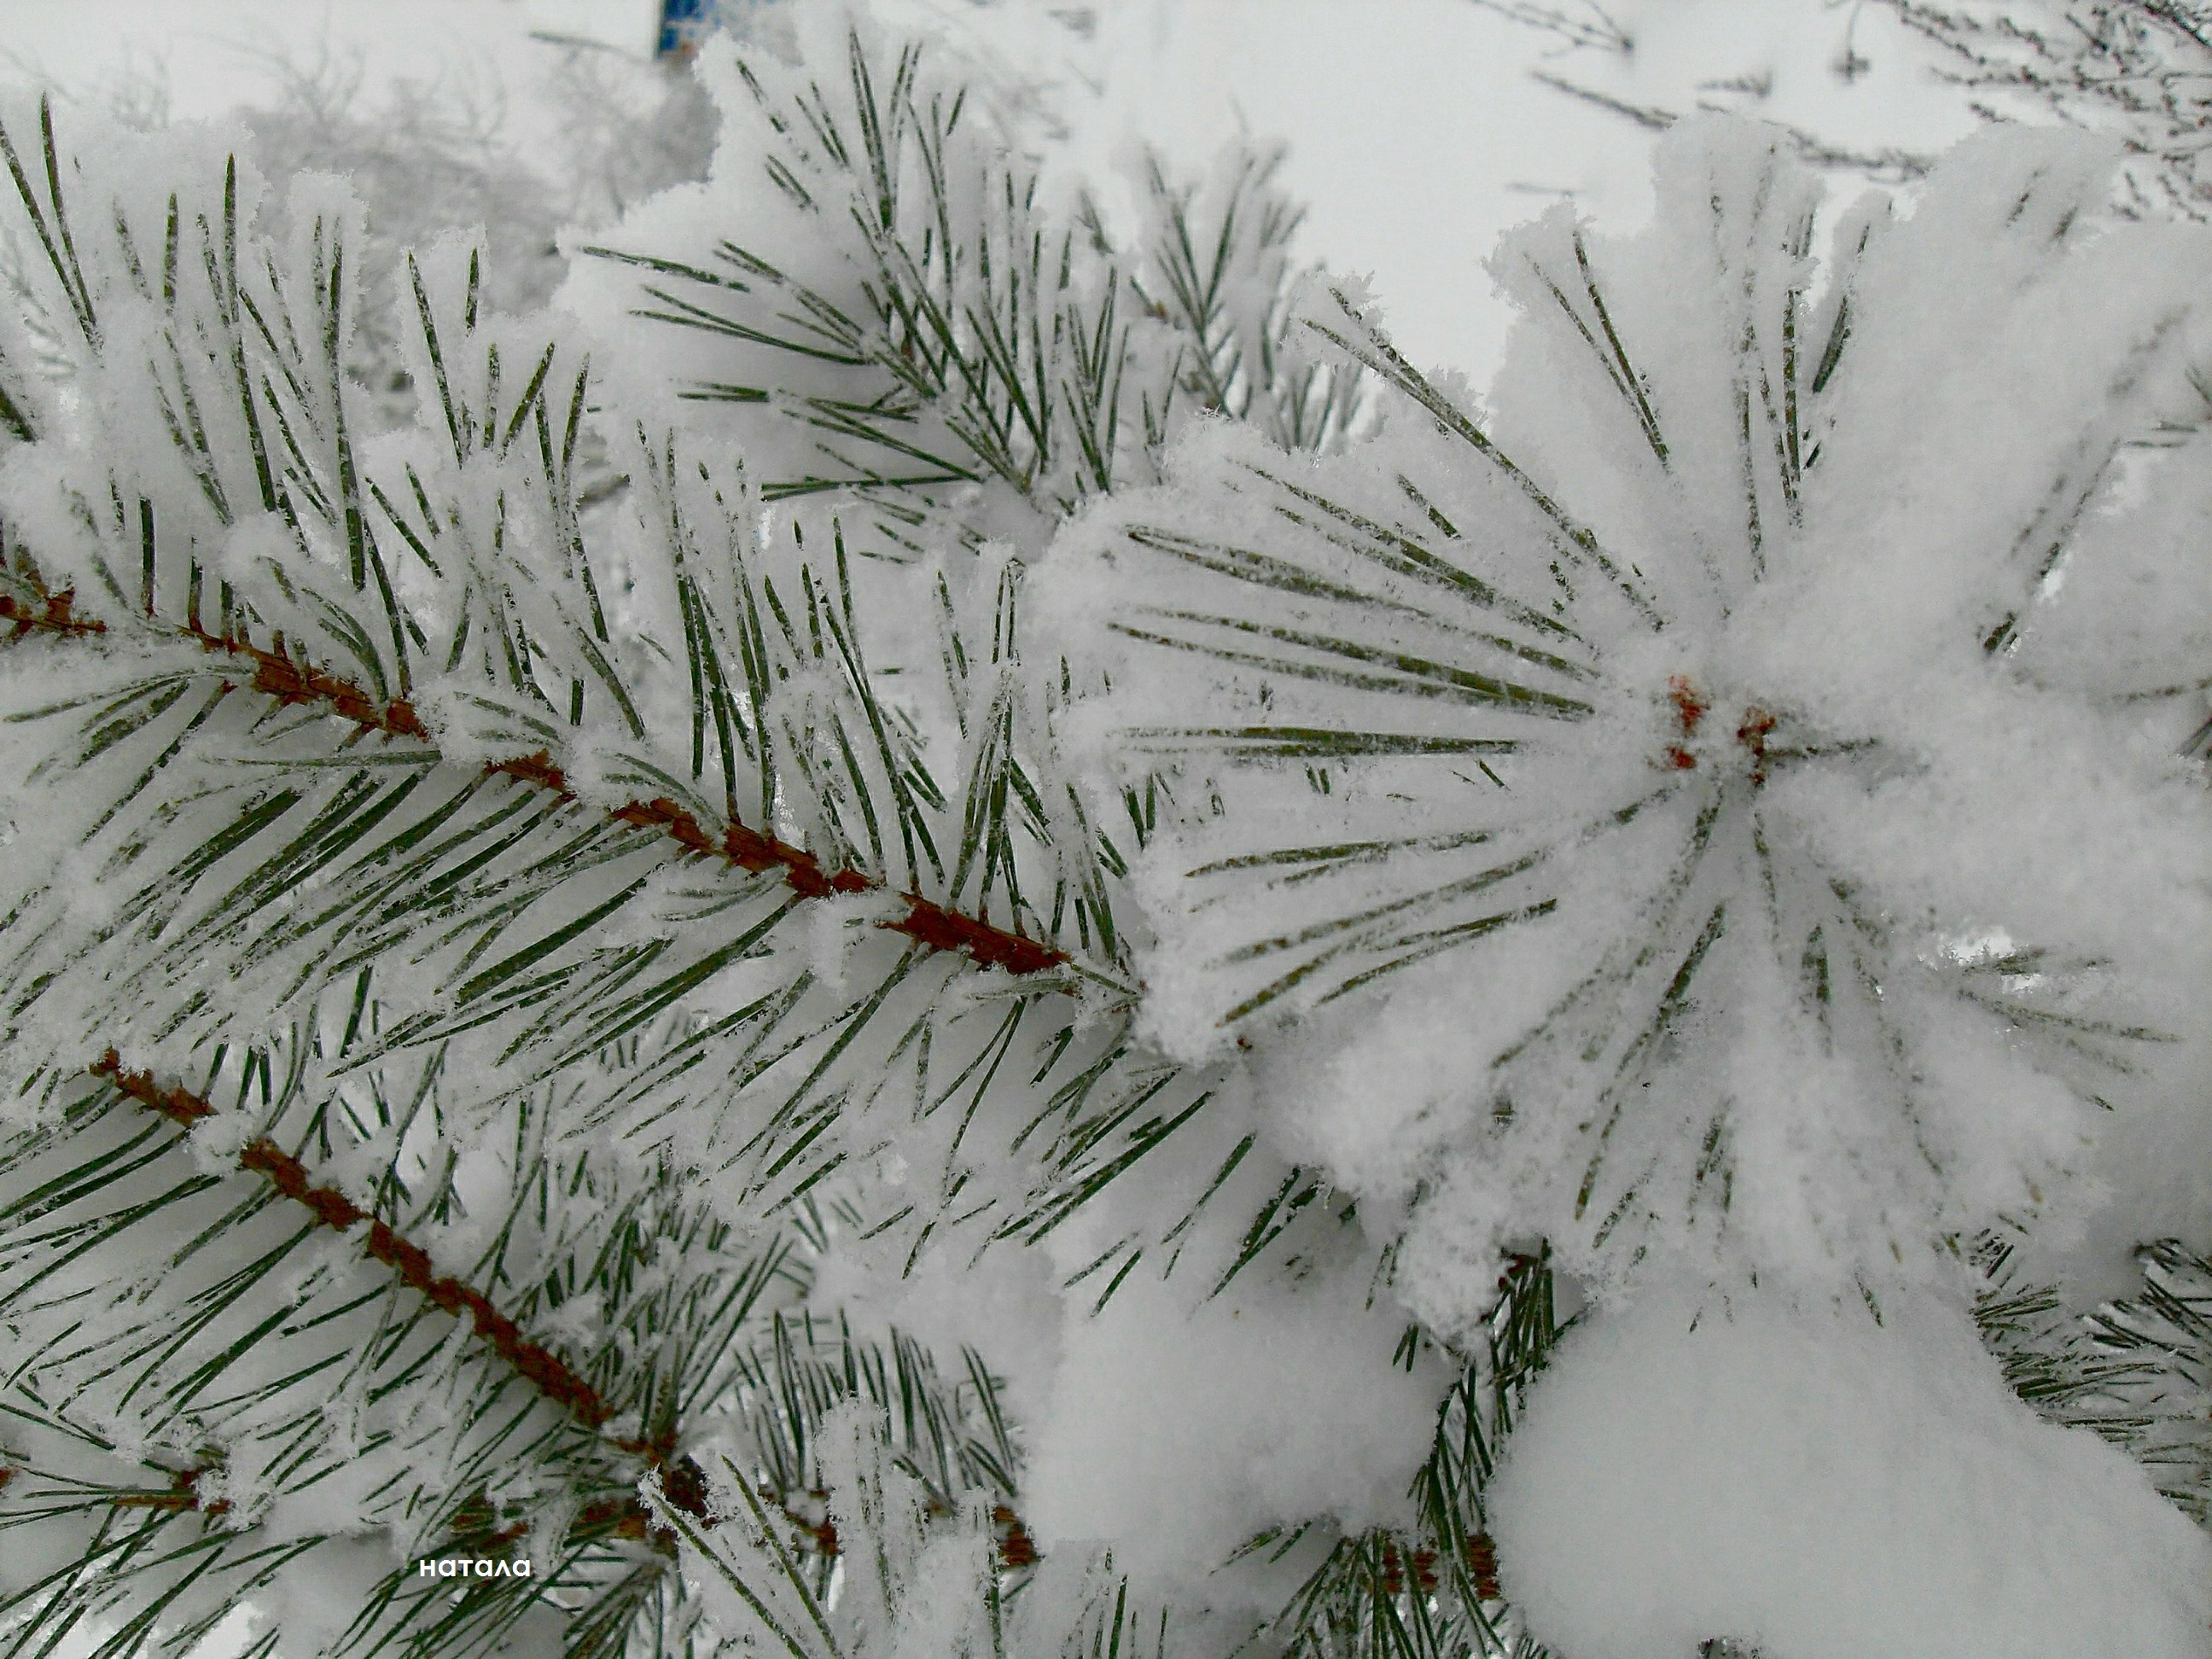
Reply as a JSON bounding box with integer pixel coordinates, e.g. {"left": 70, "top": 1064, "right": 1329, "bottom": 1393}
{"left": 1466, "top": 0, "right": 1942, "bottom": 185}
{"left": 1041, "top": 119, "right": 2212, "bottom": 1314}
{"left": 0, "top": 6, "right": 2210, "bottom": 1656}
{"left": 18, "top": 33, "right": 719, "bottom": 438}
{"left": 1884, "top": 0, "right": 2212, "bottom": 218}
{"left": 232, "top": 41, "right": 716, "bottom": 438}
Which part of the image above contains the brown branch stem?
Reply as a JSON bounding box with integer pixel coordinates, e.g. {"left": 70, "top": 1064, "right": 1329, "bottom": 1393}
{"left": 85, "top": 1054, "right": 1039, "bottom": 1569}
{"left": 92, "top": 1051, "right": 661, "bottom": 1459}
{"left": 3, "top": 580, "right": 1067, "bottom": 977}
{"left": 1377, "top": 1533, "right": 1501, "bottom": 1601}
{"left": 1, "top": 586, "right": 106, "bottom": 639}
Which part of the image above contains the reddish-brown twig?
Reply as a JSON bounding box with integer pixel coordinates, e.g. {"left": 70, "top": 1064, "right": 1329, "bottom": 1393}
{"left": 1377, "top": 1534, "right": 1500, "bottom": 1601}
{"left": 1, "top": 586, "right": 106, "bottom": 640}
{"left": 88, "top": 1055, "right": 1042, "bottom": 1568}
{"left": 93, "top": 1051, "right": 652, "bottom": 1456}
{"left": 106, "top": 1464, "right": 230, "bottom": 1518}
{"left": 17, "top": 580, "right": 1068, "bottom": 977}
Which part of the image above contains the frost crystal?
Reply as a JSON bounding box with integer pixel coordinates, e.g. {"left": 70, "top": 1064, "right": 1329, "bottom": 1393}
{"left": 1039, "top": 119, "right": 2212, "bottom": 1313}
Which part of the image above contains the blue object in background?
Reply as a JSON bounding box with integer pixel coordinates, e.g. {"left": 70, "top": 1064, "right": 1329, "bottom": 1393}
{"left": 657, "top": 0, "right": 712, "bottom": 55}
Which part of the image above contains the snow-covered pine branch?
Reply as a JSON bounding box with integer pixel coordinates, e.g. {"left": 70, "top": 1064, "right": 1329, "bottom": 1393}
{"left": 5, "top": 6, "right": 2212, "bottom": 1655}
{"left": 561, "top": 12, "right": 1360, "bottom": 534}
{"left": 1039, "top": 116, "right": 2212, "bottom": 1315}
{"left": 1884, "top": 0, "right": 2212, "bottom": 219}
{"left": 1037, "top": 108, "right": 2212, "bottom": 1649}
{"left": 0, "top": 29, "right": 1434, "bottom": 1652}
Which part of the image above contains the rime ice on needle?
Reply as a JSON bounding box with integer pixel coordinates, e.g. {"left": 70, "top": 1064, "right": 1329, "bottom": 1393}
{"left": 1039, "top": 119, "right": 2212, "bottom": 1318}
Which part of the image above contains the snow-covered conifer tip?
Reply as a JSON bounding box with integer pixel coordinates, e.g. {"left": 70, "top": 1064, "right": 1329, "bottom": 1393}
{"left": 1036, "top": 119, "right": 2212, "bottom": 1317}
